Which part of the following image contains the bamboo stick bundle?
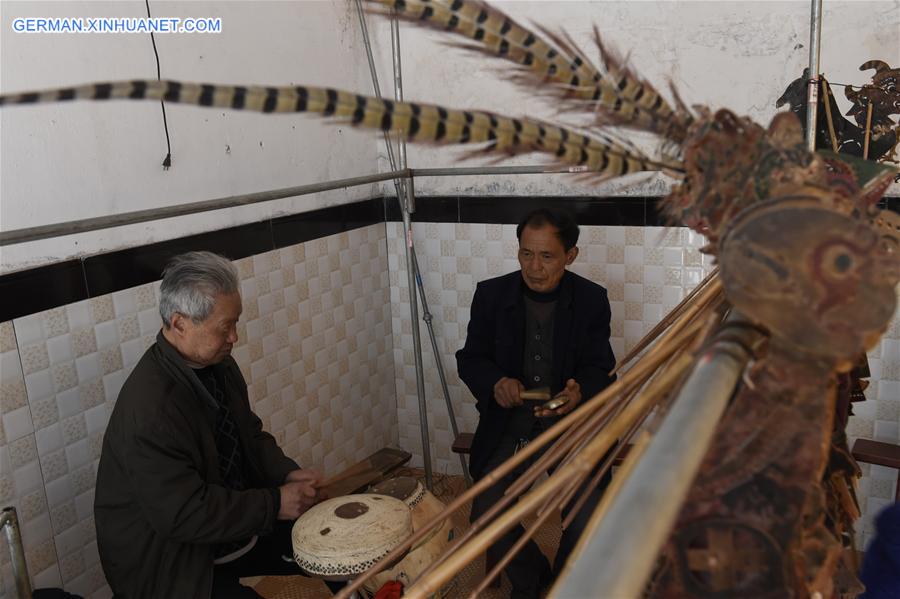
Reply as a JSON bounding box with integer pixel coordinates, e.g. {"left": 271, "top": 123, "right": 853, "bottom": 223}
{"left": 406, "top": 312, "right": 716, "bottom": 595}
{"left": 403, "top": 352, "right": 699, "bottom": 599}
{"left": 335, "top": 280, "right": 725, "bottom": 599}
{"left": 612, "top": 268, "right": 721, "bottom": 375}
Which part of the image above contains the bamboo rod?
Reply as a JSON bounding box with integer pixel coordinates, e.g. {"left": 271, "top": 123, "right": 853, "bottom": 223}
{"left": 550, "top": 315, "right": 766, "bottom": 599}
{"left": 469, "top": 487, "right": 567, "bottom": 598}
{"left": 514, "top": 310, "right": 713, "bottom": 502}
{"left": 559, "top": 411, "right": 647, "bottom": 528}
{"left": 338, "top": 287, "right": 719, "bottom": 598}
{"left": 572, "top": 430, "right": 652, "bottom": 537}
{"left": 612, "top": 270, "right": 721, "bottom": 374}
{"left": 863, "top": 102, "right": 874, "bottom": 159}
{"left": 337, "top": 365, "right": 639, "bottom": 597}
{"left": 556, "top": 302, "right": 721, "bottom": 519}
{"left": 503, "top": 390, "right": 623, "bottom": 500}
{"left": 404, "top": 352, "right": 695, "bottom": 599}
{"left": 409, "top": 388, "right": 626, "bottom": 586}
{"left": 530, "top": 372, "right": 652, "bottom": 523}
{"left": 821, "top": 78, "right": 840, "bottom": 152}
{"left": 558, "top": 329, "right": 704, "bottom": 530}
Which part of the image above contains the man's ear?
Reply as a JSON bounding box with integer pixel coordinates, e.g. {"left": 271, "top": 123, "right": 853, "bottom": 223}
{"left": 170, "top": 313, "right": 188, "bottom": 336}
{"left": 566, "top": 247, "right": 579, "bottom": 265}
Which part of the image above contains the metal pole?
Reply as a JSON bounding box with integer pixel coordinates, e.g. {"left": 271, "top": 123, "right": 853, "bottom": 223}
{"left": 2, "top": 506, "right": 33, "bottom": 599}
{"left": 550, "top": 315, "right": 767, "bottom": 599}
{"left": 412, "top": 239, "right": 473, "bottom": 485}
{"left": 391, "top": 21, "right": 410, "bottom": 213}
{"left": 353, "top": 0, "right": 471, "bottom": 486}
{"left": 0, "top": 169, "right": 407, "bottom": 246}
{"left": 0, "top": 164, "right": 602, "bottom": 247}
{"left": 388, "top": 15, "right": 434, "bottom": 491}
{"left": 353, "top": 0, "right": 407, "bottom": 203}
{"left": 411, "top": 165, "right": 590, "bottom": 177}
{"left": 805, "top": 0, "right": 824, "bottom": 151}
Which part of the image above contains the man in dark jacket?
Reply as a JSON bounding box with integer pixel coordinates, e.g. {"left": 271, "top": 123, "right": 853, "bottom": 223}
{"left": 456, "top": 208, "right": 617, "bottom": 599}
{"left": 95, "top": 251, "right": 335, "bottom": 598}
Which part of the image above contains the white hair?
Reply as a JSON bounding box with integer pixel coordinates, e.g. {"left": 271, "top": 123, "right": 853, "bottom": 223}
{"left": 158, "top": 251, "right": 239, "bottom": 327}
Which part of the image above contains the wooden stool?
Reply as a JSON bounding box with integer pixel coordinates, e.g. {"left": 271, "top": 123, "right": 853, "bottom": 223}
{"left": 851, "top": 438, "right": 900, "bottom": 501}
{"left": 452, "top": 432, "right": 474, "bottom": 455}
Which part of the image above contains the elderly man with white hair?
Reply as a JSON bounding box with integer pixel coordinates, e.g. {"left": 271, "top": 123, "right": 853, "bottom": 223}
{"left": 94, "top": 251, "right": 338, "bottom": 599}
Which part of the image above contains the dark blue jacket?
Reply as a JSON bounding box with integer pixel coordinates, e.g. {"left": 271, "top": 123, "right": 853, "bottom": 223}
{"left": 456, "top": 270, "right": 616, "bottom": 479}
{"left": 861, "top": 502, "right": 900, "bottom": 599}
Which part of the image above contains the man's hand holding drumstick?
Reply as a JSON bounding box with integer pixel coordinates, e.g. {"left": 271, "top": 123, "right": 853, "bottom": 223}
{"left": 278, "top": 469, "right": 324, "bottom": 520}
{"left": 494, "top": 377, "right": 582, "bottom": 418}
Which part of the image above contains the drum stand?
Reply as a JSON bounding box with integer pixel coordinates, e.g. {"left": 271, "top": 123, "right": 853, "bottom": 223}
{"left": 355, "top": 0, "right": 473, "bottom": 489}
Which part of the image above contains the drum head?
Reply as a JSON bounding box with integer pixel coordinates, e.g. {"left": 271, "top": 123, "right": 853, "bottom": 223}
{"left": 292, "top": 494, "right": 412, "bottom": 580}
{"left": 369, "top": 476, "right": 426, "bottom": 509}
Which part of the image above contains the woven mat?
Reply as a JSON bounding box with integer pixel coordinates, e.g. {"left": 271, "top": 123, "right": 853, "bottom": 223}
{"left": 253, "top": 469, "right": 561, "bottom": 598}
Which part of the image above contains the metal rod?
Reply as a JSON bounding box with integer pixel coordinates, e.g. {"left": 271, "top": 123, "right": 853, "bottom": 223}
{"left": 355, "top": 0, "right": 460, "bottom": 487}
{"left": 2, "top": 506, "right": 33, "bottom": 599}
{"left": 387, "top": 12, "right": 434, "bottom": 490}
{"left": 411, "top": 165, "right": 590, "bottom": 177}
{"left": 550, "top": 314, "right": 767, "bottom": 599}
{"left": 412, "top": 247, "right": 473, "bottom": 486}
{"left": 0, "top": 169, "right": 408, "bottom": 246}
{"left": 805, "top": 0, "right": 824, "bottom": 151}
{"left": 391, "top": 17, "right": 410, "bottom": 213}
{"left": 1, "top": 163, "right": 602, "bottom": 247}
{"left": 403, "top": 183, "right": 434, "bottom": 490}
{"left": 353, "top": 0, "right": 407, "bottom": 203}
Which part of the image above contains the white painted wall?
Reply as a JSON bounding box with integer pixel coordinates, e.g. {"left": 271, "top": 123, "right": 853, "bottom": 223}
{"left": 387, "top": 0, "right": 900, "bottom": 196}
{"left": 1, "top": 1, "right": 897, "bottom": 272}
{"left": 0, "top": 0, "right": 389, "bottom": 273}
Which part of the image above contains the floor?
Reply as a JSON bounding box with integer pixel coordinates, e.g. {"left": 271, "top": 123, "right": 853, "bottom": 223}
{"left": 250, "top": 468, "right": 562, "bottom": 598}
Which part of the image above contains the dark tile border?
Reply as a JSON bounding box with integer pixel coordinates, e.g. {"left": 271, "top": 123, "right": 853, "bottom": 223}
{"left": 85, "top": 221, "right": 275, "bottom": 297}
{"left": 3, "top": 194, "right": 898, "bottom": 322}
{"left": 273, "top": 199, "right": 385, "bottom": 247}
{"left": 0, "top": 198, "right": 384, "bottom": 322}
{"left": 384, "top": 196, "right": 458, "bottom": 223}
{"left": 386, "top": 196, "right": 662, "bottom": 226}
{"left": 0, "top": 259, "right": 88, "bottom": 322}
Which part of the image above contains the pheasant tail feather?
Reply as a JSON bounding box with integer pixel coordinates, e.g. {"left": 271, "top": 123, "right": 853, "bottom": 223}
{"left": 0, "top": 80, "right": 683, "bottom": 179}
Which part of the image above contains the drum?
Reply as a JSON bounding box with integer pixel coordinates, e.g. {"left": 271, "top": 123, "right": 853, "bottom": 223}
{"left": 291, "top": 494, "right": 412, "bottom": 581}
{"left": 362, "top": 477, "right": 456, "bottom": 593}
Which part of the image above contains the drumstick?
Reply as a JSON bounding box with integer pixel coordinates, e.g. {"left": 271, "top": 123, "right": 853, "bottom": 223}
{"left": 314, "top": 464, "right": 379, "bottom": 490}
{"left": 520, "top": 387, "right": 551, "bottom": 401}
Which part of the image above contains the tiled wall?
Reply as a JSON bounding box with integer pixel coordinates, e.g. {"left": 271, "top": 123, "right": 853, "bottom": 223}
{"left": 0, "top": 224, "right": 396, "bottom": 598}
{"left": 2, "top": 217, "right": 898, "bottom": 596}
{"left": 853, "top": 318, "right": 900, "bottom": 550}
{"left": 386, "top": 222, "right": 899, "bottom": 549}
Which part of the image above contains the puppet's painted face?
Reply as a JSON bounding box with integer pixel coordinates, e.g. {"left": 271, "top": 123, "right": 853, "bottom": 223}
{"left": 719, "top": 196, "right": 899, "bottom": 366}
{"left": 517, "top": 224, "right": 577, "bottom": 293}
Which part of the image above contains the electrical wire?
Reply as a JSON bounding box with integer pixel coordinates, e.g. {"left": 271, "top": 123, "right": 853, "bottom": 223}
{"left": 144, "top": 0, "right": 172, "bottom": 169}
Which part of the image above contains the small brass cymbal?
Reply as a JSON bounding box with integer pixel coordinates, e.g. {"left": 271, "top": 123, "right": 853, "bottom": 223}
{"left": 541, "top": 396, "right": 569, "bottom": 411}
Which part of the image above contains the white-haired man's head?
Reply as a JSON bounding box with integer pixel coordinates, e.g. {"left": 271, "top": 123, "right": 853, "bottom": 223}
{"left": 159, "top": 251, "right": 242, "bottom": 367}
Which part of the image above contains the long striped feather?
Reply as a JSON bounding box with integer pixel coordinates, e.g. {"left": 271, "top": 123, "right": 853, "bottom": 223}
{"left": 366, "top": 0, "right": 686, "bottom": 137}
{"left": 0, "top": 80, "right": 684, "bottom": 178}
